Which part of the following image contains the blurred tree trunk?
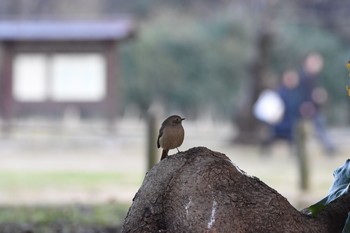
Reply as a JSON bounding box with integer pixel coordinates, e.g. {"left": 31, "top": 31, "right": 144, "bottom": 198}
{"left": 233, "top": 0, "right": 276, "bottom": 144}
{"left": 122, "top": 147, "right": 350, "bottom": 233}
{"left": 233, "top": 28, "right": 273, "bottom": 144}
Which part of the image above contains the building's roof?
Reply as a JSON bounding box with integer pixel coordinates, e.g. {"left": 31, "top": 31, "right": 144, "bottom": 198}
{"left": 0, "top": 18, "right": 135, "bottom": 41}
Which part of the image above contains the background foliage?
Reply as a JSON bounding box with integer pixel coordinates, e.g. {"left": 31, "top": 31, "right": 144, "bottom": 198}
{"left": 119, "top": 2, "right": 350, "bottom": 123}
{"left": 121, "top": 11, "right": 253, "bottom": 117}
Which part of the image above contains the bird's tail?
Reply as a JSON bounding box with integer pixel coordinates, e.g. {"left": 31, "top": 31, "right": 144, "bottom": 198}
{"left": 161, "top": 149, "right": 169, "bottom": 160}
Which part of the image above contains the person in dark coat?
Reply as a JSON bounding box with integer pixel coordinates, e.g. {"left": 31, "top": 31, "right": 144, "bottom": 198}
{"left": 297, "top": 52, "right": 336, "bottom": 155}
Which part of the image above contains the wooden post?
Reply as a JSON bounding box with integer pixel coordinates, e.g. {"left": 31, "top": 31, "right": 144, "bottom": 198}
{"left": 295, "top": 120, "right": 309, "bottom": 191}
{"left": 0, "top": 42, "right": 13, "bottom": 137}
{"left": 105, "top": 41, "right": 119, "bottom": 132}
{"left": 147, "top": 113, "right": 158, "bottom": 171}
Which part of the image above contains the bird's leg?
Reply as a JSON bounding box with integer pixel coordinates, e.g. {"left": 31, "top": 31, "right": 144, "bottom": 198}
{"left": 176, "top": 148, "right": 180, "bottom": 153}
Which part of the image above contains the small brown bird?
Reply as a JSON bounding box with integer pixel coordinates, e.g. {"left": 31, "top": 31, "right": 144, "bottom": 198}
{"left": 157, "top": 115, "right": 185, "bottom": 160}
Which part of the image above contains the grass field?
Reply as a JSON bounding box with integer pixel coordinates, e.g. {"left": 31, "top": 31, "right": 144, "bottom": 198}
{"left": 0, "top": 171, "right": 143, "bottom": 190}
{"left": 0, "top": 170, "right": 141, "bottom": 232}
{"left": 0, "top": 203, "right": 129, "bottom": 232}
{"left": 0, "top": 171, "right": 140, "bottom": 232}
{"left": 0, "top": 203, "right": 129, "bottom": 225}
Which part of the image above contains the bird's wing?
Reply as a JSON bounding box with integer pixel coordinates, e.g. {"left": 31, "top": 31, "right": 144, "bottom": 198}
{"left": 157, "top": 126, "right": 163, "bottom": 148}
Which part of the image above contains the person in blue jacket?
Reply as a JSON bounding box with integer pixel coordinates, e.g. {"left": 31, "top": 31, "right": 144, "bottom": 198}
{"left": 272, "top": 70, "right": 302, "bottom": 143}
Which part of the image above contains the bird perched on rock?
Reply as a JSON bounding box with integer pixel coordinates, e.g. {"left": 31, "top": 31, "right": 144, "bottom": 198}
{"left": 157, "top": 115, "right": 185, "bottom": 160}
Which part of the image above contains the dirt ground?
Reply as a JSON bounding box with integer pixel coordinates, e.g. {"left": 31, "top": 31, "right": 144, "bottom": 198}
{"left": 0, "top": 117, "right": 349, "bottom": 209}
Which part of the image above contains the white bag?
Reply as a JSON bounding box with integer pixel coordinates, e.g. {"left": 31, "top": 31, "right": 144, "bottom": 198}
{"left": 253, "top": 90, "right": 285, "bottom": 125}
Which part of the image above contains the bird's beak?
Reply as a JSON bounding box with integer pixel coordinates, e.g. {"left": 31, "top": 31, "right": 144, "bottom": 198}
{"left": 181, "top": 118, "right": 185, "bottom": 121}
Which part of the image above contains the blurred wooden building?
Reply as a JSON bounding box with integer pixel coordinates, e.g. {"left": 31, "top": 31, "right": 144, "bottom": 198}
{"left": 0, "top": 19, "right": 135, "bottom": 128}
